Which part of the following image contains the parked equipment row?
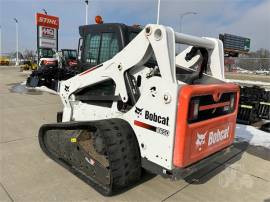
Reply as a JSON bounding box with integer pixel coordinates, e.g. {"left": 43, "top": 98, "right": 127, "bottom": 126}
{"left": 237, "top": 85, "right": 270, "bottom": 125}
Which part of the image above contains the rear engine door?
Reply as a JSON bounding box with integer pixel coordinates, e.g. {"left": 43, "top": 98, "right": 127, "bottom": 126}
{"left": 173, "top": 84, "right": 240, "bottom": 168}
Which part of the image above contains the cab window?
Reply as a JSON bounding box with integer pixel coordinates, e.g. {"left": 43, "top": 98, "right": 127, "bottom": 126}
{"left": 83, "top": 32, "right": 119, "bottom": 66}
{"left": 99, "top": 33, "right": 119, "bottom": 63}
{"left": 128, "top": 32, "right": 138, "bottom": 43}
{"left": 84, "top": 34, "right": 101, "bottom": 65}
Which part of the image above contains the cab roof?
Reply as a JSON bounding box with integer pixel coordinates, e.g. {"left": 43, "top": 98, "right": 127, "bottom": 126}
{"left": 79, "top": 23, "right": 141, "bottom": 37}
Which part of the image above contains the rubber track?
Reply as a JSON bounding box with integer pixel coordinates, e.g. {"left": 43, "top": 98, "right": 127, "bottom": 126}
{"left": 39, "top": 118, "right": 141, "bottom": 196}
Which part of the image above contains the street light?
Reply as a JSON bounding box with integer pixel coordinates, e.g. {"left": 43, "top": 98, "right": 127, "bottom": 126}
{"left": 42, "top": 9, "right": 48, "bottom": 15}
{"left": 84, "top": 0, "right": 89, "bottom": 25}
{"left": 13, "top": 18, "right": 19, "bottom": 66}
{"left": 157, "top": 0, "right": 161, "bottom": 24}
{"left": 178, "top": 12, "right": 197, "bottom": 52}
{"left": 0, "top": 25, "right": 2, "bottom": 58}
{"left": 179, "top": 11, "right": 197, "bottom": 33}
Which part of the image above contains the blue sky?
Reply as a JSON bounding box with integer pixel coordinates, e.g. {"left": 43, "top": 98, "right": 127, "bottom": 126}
{"left": 0, "top": 0, "right": 269, "bottom": 53}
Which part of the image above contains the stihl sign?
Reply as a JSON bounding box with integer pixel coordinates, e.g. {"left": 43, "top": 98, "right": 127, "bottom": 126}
{"left": 36, "top": 13, "right": 59, "bottom": 29}
{"left": 36, "top": 13, "right": 59, "bottom": 54}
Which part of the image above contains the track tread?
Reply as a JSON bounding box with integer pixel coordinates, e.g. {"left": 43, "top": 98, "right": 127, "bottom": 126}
{"left": 96, "top": 119, "right": 141, "bottom": 190}
{"left": 39, "top": 118, "right": 141, "bottom": 196}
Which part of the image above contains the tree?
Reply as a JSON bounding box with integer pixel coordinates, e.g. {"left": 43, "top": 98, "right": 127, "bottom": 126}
{"left": 237, "top": 49, "right": 270, "bottom": 71}
{"left": 23, "top": 49, "right": 35, "bottom": 61}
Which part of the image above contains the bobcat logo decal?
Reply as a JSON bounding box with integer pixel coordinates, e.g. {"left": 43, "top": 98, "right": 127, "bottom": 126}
{"left": 65, "top": 85, "right": 70, "bottom": 92}
{"left": 135, "top": 107, "right": 143, "bottom": 118}
{"left": 195, "top": 132, "right": 207, "bottom": 151}
{"left": 150, "top": 86, "right": 157, "bottom": 97}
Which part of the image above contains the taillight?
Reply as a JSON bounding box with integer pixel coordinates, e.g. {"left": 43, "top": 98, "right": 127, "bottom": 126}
{"left": 189, "top": 99, "right": 200, "bottom": 121}
{"left": 44, "top": 60, "right": 55, "bottom": 65}
{"left": 69, "top": 60, "right": 77, "bottom": 66}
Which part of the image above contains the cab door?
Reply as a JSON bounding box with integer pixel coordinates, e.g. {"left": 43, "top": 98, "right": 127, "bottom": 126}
{"left": 80, "top": 32, "right": 120, "bottom": 72}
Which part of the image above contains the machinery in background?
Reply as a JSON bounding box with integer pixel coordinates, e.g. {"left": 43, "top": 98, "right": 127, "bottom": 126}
{"left": 61, "top": 49, "right": 78, "bottom": 68}
{"left": 0, "top": 54, "right": 10, "bottom": 66}
{"left": 38, "top": 49, "right": 78, "bottom": 69}
{"left": 237, "top": 85, "right": 270, "bottom": 125}
{"left": 220, "top": 33, "right": 270, "bottom": 128}
{"left": 38, "top": 48, "right": 58, "bottom": 68}
{"left": 26, "top": 49, "right": 78, "bottom": 91}
{"left": 20, "top": 59, "right": 38, "bottom": 71}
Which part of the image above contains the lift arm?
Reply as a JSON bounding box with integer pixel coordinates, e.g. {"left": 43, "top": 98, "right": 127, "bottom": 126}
{"left": 59, "top": 24, "right": 224, "bottom": 121}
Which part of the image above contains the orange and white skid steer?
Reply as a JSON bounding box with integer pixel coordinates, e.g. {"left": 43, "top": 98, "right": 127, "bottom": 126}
{"left": 38, "top": 24, "right": 239, "bottom": 195}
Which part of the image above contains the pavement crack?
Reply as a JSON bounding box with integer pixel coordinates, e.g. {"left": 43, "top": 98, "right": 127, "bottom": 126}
{"left": 0, "top": 136, "right": 37, "bottom": 144}
{"left": 162, "top": 149, "right": 245, "bottom": 201}
{"left": 214, "top": 148, "right": 270, "bottom": 183}
{"left": 0, "top": 182, "right": 14, "bottom": 202}
{"left": 3, "top": 102, "right": 60, "bottom": 110}
{"left": 161, "top": 184, "right": 190, "bottom": 202}
{"left": 161, "top": 164, "right": 222, "bottom": 201}
{"left": 228, "top": 166, "right": 270, "bottom": 183}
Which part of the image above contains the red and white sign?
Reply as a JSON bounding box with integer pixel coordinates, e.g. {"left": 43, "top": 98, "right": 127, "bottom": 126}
{"left": 40, "top": 27, "right": 56, "bottom": 39}
{"left": 39, "top": 26, "right": 57, "bottom": 49}
{"left": 36, "top": 13, "right": 59, "bottom": 29}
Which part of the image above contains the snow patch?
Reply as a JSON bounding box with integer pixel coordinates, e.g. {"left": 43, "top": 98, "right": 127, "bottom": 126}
{"left": 226, "top": 79, "right": 270, "bottom": 87}
{"left": 32, "top": 86, "right": 58, "bottom": 95}
{"left": 21, "top": 81, "right": 26, "bottom": 85}
{"left": 22, "top": 80, "right": 58, "bottom": 94}
{"left": 235, "top": 124, "right": 270, "bottom": 149}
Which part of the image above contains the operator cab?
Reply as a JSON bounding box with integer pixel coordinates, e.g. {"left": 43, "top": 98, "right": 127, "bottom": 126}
{"left": 78, "top": 23, "right": 141, "bottom": 72}
{"left": 39, "top": 48, "right": 55, "bottom": 58}
{"left": 78, "top": 23, "right": 222, "bottom": 86}
{"left": 61, "top": 49, "right": 78, "bottom": 68}
{"left": 62, "top": 49, "right": 77, "bottom": 61}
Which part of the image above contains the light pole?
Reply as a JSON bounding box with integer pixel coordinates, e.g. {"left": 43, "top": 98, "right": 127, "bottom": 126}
{"left": 157, "top": 0, "right": 161, "bottom": 24}
{"left": 0, "top": 25, "right": 2, "bottom": 58}
{"left": 85, "top": 0, "right": 89, "bottom": 25}
{"left": 178, "top": 12, "right": 197, "bottom": 52}
{"left": 42, "top": 9, "right": 48, "bottom": 15}
{"left": 179, "top": 11, "right": 197, "bottom": 33}
{"left": 14, "top": 18, "right": 19, "bottom": 66}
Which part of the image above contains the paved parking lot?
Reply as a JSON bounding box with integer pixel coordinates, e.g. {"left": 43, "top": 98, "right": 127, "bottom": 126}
{"left": 0, "top": 66, "right": 270, "bottom": 202}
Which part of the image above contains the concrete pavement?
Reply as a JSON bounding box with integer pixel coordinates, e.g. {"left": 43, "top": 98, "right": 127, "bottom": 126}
{"left": 0, "top": 66, "right": 269, "bottom": 202}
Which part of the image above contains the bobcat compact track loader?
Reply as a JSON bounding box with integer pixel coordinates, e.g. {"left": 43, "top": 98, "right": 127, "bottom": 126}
{"left": 39, "top": 23, "right": 240, "bottom": 196}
